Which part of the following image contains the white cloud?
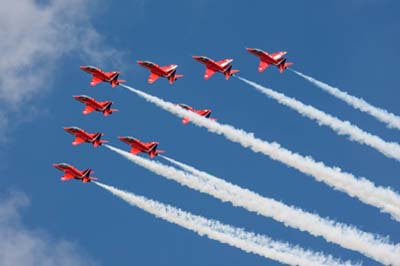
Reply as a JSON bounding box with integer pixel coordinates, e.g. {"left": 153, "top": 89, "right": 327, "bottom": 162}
{"left": 0, "top": 0, "right": 121, "bottom": 133}
{"left": 0, "top": 191, "right": 97, "bottom": 266}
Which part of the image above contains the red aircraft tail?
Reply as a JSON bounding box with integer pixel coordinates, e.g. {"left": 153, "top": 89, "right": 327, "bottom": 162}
{"left": 103, "top": 108, "right": 118, "bottom": 116}
{"left": 111, "top": 79, "right": 126, "bottom": 88}
{"left": 169, "top": 74, "right": 184, "bottom": 84}
{"left": 82, "top": 176, "right": 98, "bottom": 183}
{"left": 225, "top": 69, "right": 240, "bottom": 80}
{"left": 92, "top": 133, "right": 108, "bottom": 147}
{"left": 278, "top": 60, "right": 293, "bottom": 73}
{"left": 149, "top": 149, "right": 165, "bottom": 158}
{"left": 82, "top": 168, "right": 93, "bottom": 176}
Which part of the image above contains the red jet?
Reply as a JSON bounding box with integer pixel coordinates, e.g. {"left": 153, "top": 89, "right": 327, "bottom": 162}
{"left": 246, "top": 48, "right": 293, "bottom": 73}
{"left": 73, "top": 95, "right": 118, "bottom": 116}
{"left": 80, "top": 65, "right": 125, "bottom": 87}
{"left": 64, "top": 127, "right": 108, "bottom": 148}
{"left": 53, "top": 163, "right": 97, "bottom": 183}
{"left": 192, "top": 56, "right": 239, "bottom": 80}
{"left": 177, "top": 103, "right": 215, "bottom": 124}
{"left": 118, "top": 136, "right": 164, "bottom": 158}
{"left": 137, "top": 60, "right": 183, "bottom": 84}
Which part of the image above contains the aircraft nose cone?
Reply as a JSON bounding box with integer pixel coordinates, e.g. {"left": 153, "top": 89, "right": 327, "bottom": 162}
{"left": 79, "top": 66, "right": 86, "bottom": 70}
{"left": 52, "top": 163, "right": 59, "bottom": 168}
{"left": 72, "top": 95, "right": 80, "bottom": 100}
{"left": 192, "top": 55, "right": 200, "bottom": 60}
{"left": 245, "top": 48, "right": 253, "bottom": 51}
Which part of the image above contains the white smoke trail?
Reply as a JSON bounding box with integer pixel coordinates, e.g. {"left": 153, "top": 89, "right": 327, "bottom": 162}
{"left": 236, "top": 76, "right": 400, "bottom": 162}
{"left": 291, "top": 70, "right": 400, "bottom": 131}
{"left": 119, "top": 83, "right": 400, "bottom": 221}
{"left": 104, "top": 145, "right": 400, "bottom": 265}
{"left": 94, "top": 181, "right": 356, "bottom": 266}
{"left": 160, "top": 155, "right": 400, "bottom": 265}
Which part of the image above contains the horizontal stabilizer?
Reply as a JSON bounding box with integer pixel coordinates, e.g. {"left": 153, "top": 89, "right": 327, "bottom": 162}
{"left": 169, "top": 74, "right": 183, "bottom": 84}
{"left": 225, "top": 69, "right": 239, "bottom": 80}
{"left": 150, "top": 150, "right": 165, "bottom": 158}
{"left": 103, "top": 109, "right": 118, "bottom": 116}
{"left": 279, "top": 60, "right": 293, "bottom": 73}
{"left": 111, "top": 79, "right": 125, "bottom": 87}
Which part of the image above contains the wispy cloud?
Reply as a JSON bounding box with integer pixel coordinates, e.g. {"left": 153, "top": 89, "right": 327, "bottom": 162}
{"left": 0, "top": 190, "right": 97, "bottom": 266}
{"left": 0, "top": 0, "right": 121, "bottom": 138}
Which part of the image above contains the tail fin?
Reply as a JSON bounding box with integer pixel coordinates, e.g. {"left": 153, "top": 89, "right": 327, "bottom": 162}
{"left": 82, "top": 168, "right": 92, "bottom": 177}
{"left": 93, "top": 132, "right": 103, "bottom": 141}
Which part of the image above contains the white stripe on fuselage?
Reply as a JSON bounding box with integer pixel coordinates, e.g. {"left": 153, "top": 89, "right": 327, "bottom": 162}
{"left": 220, "top": 60, "right": 232, "bottom": 67}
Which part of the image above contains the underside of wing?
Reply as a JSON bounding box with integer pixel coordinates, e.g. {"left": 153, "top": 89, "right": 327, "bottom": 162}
{"left": 61, "top": 173, "right": 74, "bottom": 181}
{"left": 258, "top": 61, "right": 270, "bottom": 72}
{"left": 83, "top": 105, "right": 96, "bottom": 115}
{"left": 130, "top": 147, "right": 142, "bottom": 155}
{"left": 90, "top": 76, "right": 103, "bottom": 86}
{"left": 72, "top": 137, "right": 86, "bottom": 146}
{"left": 148, "top": 72, "right": 161, "bottom": 84}
{"left": 182, "top": 117, "right": 190, "bottom": 124}
{"left": 204, "top": 68, "right": 216, "bottom": 80}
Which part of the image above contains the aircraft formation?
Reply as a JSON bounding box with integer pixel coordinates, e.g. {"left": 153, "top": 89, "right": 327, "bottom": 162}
{"left": 54, "top": 47, "right": 291, "bottom": 182}
{"left": 52, "top": 46, "right": 399, "bottom": 266}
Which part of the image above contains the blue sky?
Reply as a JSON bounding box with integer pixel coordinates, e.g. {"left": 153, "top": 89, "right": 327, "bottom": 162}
{"left": 1, "top": 1, "right": 399, "bottom": 265}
